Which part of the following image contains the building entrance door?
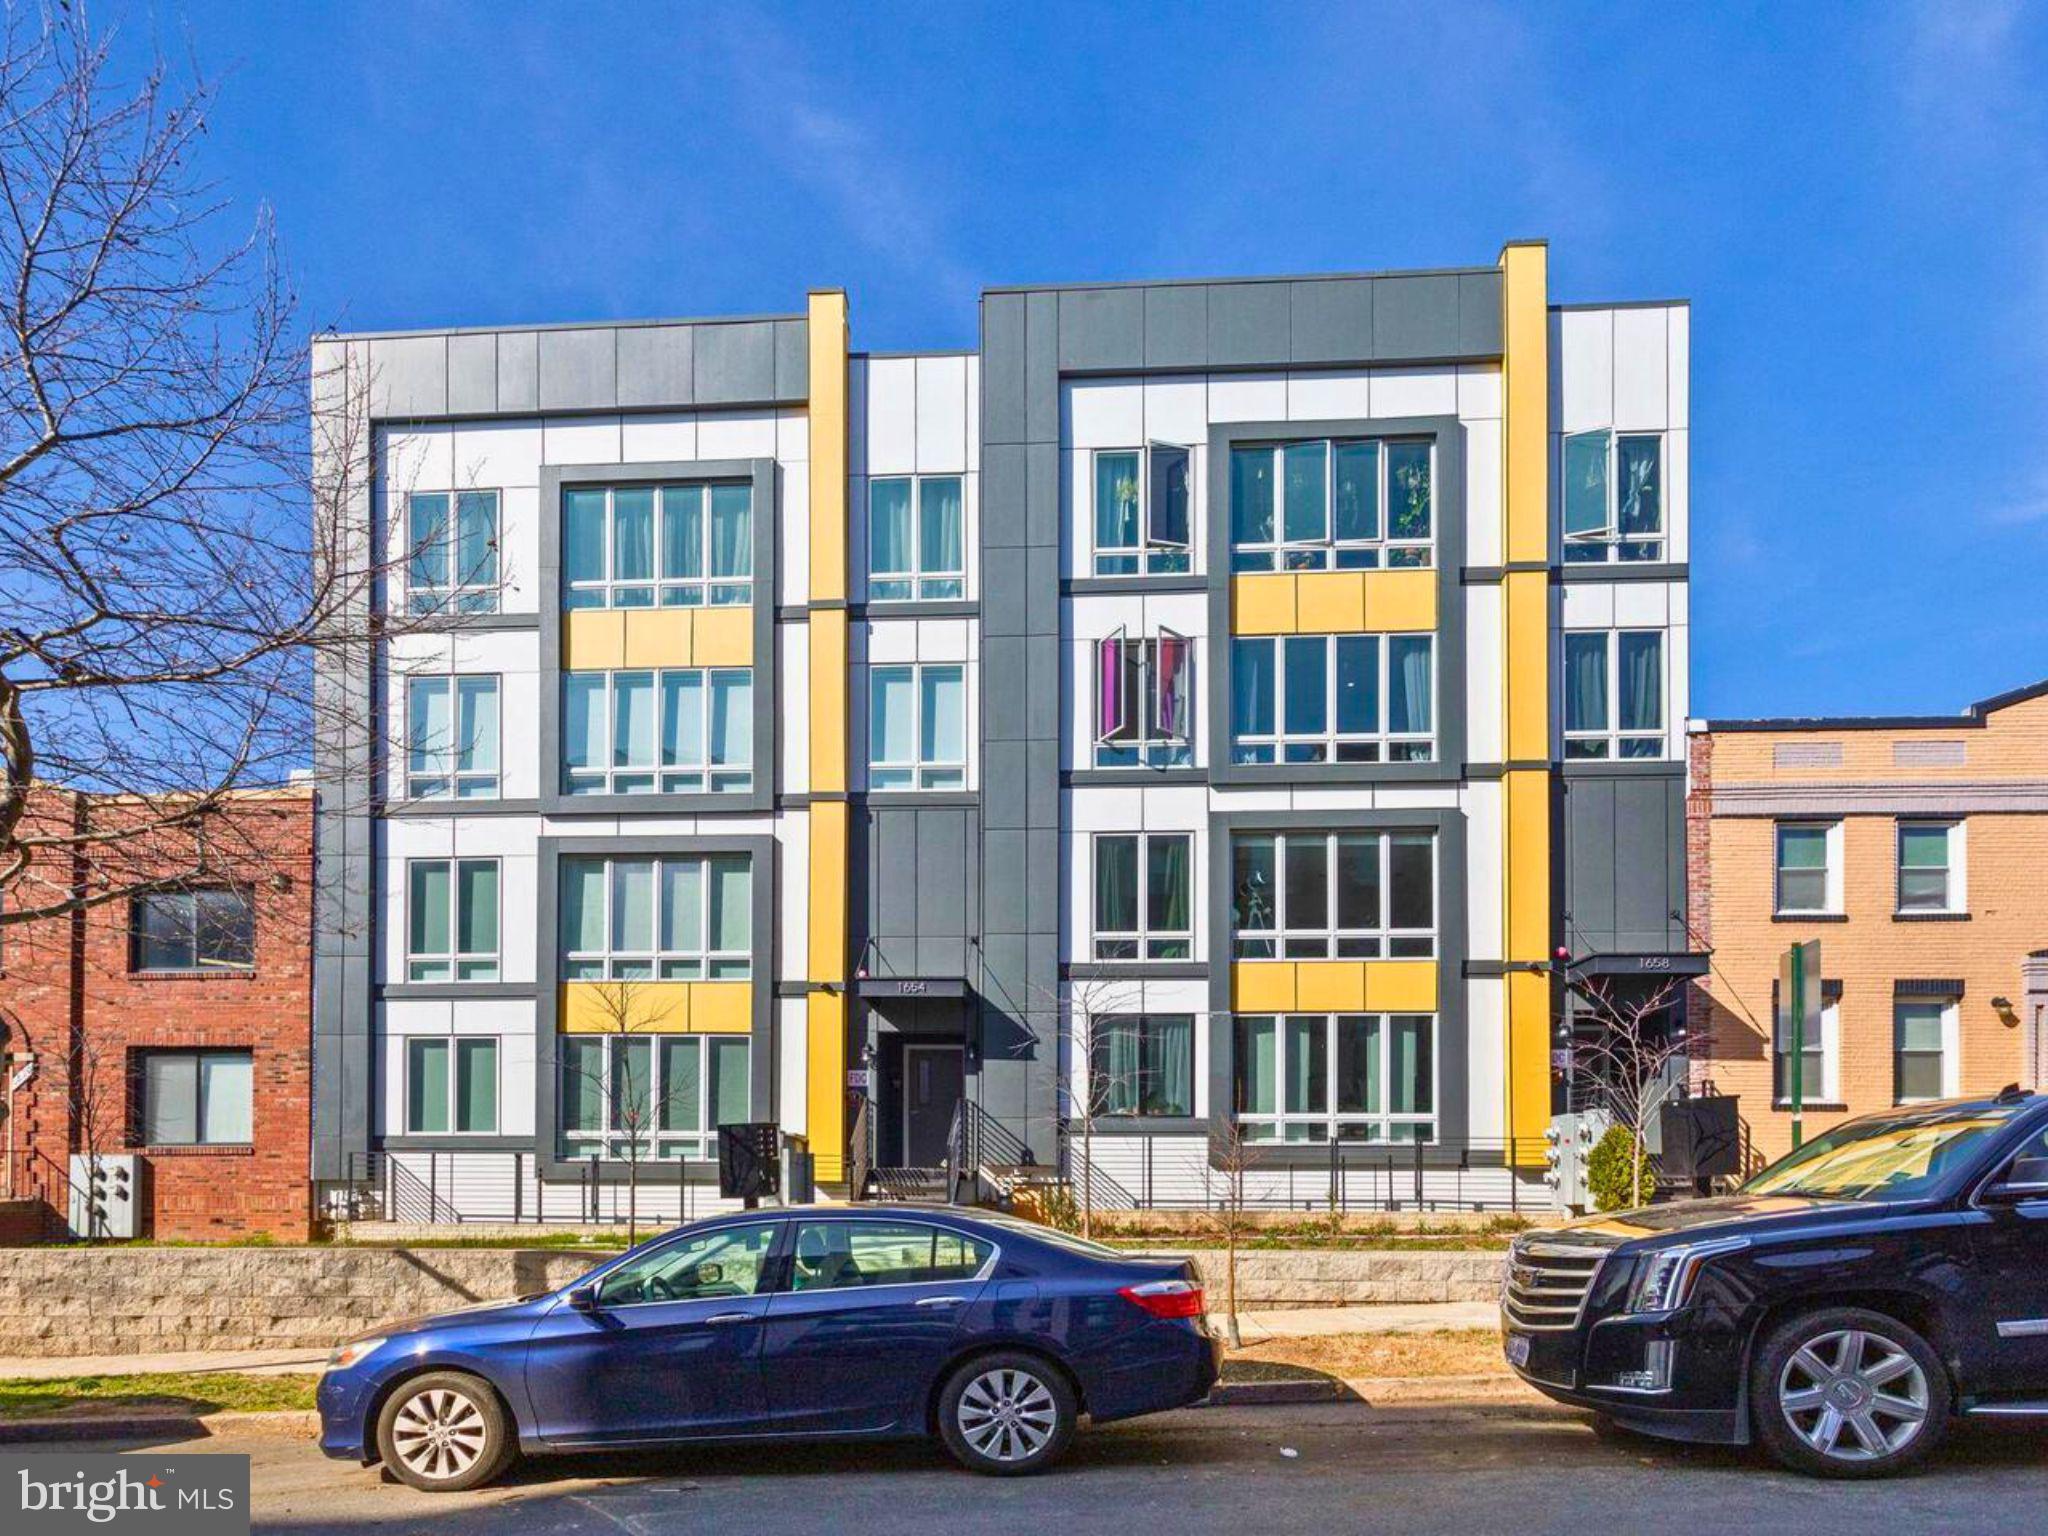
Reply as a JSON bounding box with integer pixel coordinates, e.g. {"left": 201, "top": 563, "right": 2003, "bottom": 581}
{"left": 902, "top": 1046, "right": 964, "bottom": 1167}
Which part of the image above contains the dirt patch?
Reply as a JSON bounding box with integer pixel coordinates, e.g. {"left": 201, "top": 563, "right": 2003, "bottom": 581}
{"left": 1233, "top": 1329, "right": 1508, "bottom": 1380}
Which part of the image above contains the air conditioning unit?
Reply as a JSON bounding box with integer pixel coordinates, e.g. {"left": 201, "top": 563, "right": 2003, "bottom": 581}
{"left": 69, "top": 1153, "right": 144, "bottom": 1240}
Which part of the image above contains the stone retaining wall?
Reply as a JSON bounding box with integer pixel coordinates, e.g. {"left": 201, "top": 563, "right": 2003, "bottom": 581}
{"left": 0, "top": 1244, "right": 1507, "bottom": 1358}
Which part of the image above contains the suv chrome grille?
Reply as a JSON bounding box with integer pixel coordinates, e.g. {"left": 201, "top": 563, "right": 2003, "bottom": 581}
{"left": 1502, "top": 1240, "right": 1605, "bottom": 1331}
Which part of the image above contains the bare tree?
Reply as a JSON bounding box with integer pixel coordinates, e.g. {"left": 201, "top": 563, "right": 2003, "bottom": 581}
{"left": 1196, "top": 1113, "right": 1257, "bottom": 1348}
{"left": 563, "top": 979, "right": 683, "bottom": 1245}
{"left": 0, "top": 6, "right": 424, "bottom": 942}
{"left": 1059, "top": 976, "right": 1145, "bottom": 1241}
{"left": 1569, "top": 978, "right": 1686, "bottom": 1206}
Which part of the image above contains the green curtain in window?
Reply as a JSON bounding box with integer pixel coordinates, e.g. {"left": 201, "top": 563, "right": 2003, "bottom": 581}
{"left": 561, "top": 858, "right": 606, "bottom": 953}
{"left": 1146, "top": 1016, "right": 1193, "bottom": 1116}
{"left": 1284, "top": 1018, "right": 1324, "bottom": 1114}
{"left": 561, "top": 1040, "right": 605, "bottom": 1133}
{"left": 457, "top": 1039, "right": 497, "bottom": 1133}
{"left": 660, "top": 1038, "right": 702, "bottom": 1131}
{"left": 456, "top": 861, "right": 496, "bottom": 956}
{"left": 920, "top": 477, "right": 964, "bottom": 575}
{"left": 1094, "top": 836, "right": 1137, "bottom": 935}
{"left": 1238, "top": 1019, "right": 1277, "bottom": 1115}
{"left": 710, "top": 1038, "right": 750, "bottom": 1125}
{"left": 710, "top": 486, "right": 752, "bottom": 578}
{"left": 613, "top": 1039, "right": 653, "bottom": 1141}
{"left": 410, "top": 861, "right": 450, "bottom": 958}
{"left": 1388, "top": 637, "right": 1432, "bottom": 734}
{"left": 660, "top": 858, "right": 703, "bottom": 954}
{"left": 1390, "top": 1016, "right": 1433, "bottom": 1114}
{"left": 1898, "top": 825, "right": 1950, "bottom": 910}
{"left": 1563, "top": 633, "right": 1608, "bottom": 734}
{"left": 409, "top": 1040, "right": 450, "bottom": 1134}
{"left": 1096, "top": 1017, "right": 1142, "bottom": 1115}
{"left": 1618, "top": 632, "right": 1663, "bottom": 732}
{"left": 1564, "top": 432, "right": 1610, "bottom": 537}
{"left": 611, "top": 860, "right": 656, "bottom": 953}
{"left": 1147, "top": 836, "right": 1190, "bottom": 936}
{"left": 1096, "top": 453, "right": 1141, "bottom": 550}
{"left": 870, "top": 479, "right": 913, "bottom": 575}
{"left": 709, "top": 855, "right": 751, "bottom": 953}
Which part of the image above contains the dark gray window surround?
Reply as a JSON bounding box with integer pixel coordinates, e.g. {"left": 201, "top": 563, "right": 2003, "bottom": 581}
{"left": 537, "top": 459, "right": 780, "bottom": 817}
{"left": 534, "top": 834, "right": 776, "bottom": 1181}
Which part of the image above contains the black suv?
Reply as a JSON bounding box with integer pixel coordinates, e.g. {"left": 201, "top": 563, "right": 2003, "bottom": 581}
{"left": 1503, "top": 1090, "right": 2048, "bottom": 1477}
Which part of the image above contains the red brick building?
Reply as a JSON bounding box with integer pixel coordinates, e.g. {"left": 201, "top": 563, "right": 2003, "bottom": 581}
{"left": 0, "top": 788, "right": 315, "bottom": 1241}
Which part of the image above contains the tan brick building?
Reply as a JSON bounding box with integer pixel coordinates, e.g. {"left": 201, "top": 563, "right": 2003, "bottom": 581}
{"left": 1687, "top": 680, "right": 2048, "bottom": 1166}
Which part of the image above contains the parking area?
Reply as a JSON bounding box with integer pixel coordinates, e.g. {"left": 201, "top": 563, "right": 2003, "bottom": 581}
{"left": 66, "top": 1400, "right": 2048, "bottom": 1536}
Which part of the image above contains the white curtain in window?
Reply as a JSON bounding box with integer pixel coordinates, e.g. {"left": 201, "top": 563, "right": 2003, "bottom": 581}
{"left": 710, "top": 672, "right": 752, "bottom": 766}
{"left": 1388, "top": 638, "right": 1433, "bottom": 734}
{"left": 710, "top": 485, "right": 752, "bottom": 577}
{"left": 919, "top": 478, "right": 964, "bottom": 574}
{"left": 200, "top": 1053, "right": 254, "bottom": 1143}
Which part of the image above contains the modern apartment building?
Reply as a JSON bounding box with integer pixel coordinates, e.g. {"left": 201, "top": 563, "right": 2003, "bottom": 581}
{"left": 310, "top": 243, "right": 1694, "bottom": 1218}
{"left": 1688, "top": 680, "right": 2048, "bottom": 1164}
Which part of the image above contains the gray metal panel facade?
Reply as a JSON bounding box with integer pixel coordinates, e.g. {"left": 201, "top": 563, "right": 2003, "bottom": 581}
{"left": 1560, "top": 767, "right": 1689, "bottom": 956}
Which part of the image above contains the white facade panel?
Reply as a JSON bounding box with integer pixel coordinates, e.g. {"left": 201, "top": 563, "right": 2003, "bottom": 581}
{"left": 1611, "top": 307, "right": 1670, "bottom": 432}
{"left": 1285, "top": 369, "right": 1371, "bottom": 421}
{"left": 542, "top": 414, "right": 622, "bottom": 465}
{"left": 1464, "top": 580, "right": 1504, "bottom": 763}
{"left": 1462, "top": 415, "right": 1504, "bottom": 568}
{"left": 1555, "top": 309, "right": 1613, "bottom": 433}
{"left": 1368, "top": 366, "right": 1457, "bottom": 420}
{"left": 915, "top": 355, "right": 970, "bottom": 472}
{"left": 864, "top": 357, "right": 917, "bottom": 474}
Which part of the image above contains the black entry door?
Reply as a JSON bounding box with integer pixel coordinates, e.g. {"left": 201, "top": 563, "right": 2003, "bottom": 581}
{"left": 903, "top": 1046, "right": 964, "bottom": 1165}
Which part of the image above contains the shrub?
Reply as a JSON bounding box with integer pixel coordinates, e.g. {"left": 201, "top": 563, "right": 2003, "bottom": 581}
{"left": 1586, "top": 1125, "right": 1656, "bottom": 1212}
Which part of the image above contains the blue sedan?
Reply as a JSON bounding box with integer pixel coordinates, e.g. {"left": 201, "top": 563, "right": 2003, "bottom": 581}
{"left": 317, "top": 1206, "right": 1220, "bottom": 1488}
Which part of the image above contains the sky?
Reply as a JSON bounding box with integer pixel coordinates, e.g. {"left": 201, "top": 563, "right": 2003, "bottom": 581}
{"left": 128, "top": 0, "right": 2048, "bottom": 720}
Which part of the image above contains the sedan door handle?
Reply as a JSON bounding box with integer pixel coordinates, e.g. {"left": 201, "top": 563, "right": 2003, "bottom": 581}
{"left": 703, "top": 1312, "right": 755, "bottom": 1325}
{"left": 916, "top": 1296, "right": 968, "bottom": 1308}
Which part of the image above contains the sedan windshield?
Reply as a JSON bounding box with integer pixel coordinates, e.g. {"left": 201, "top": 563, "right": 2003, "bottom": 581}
{"left": 1745, "top": 1104, "right": 2026, "bottom": 1201}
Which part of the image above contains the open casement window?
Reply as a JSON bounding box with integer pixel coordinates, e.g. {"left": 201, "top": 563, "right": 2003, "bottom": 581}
{"left": 1092, "top": 446, "right": 1193, "bottom": 576}
{"left": 1235, "top": 1013, "right": 1436, "bottom": 1143}
{"left": 1093, "top": 628, "right": 1193, "bottom": 768}
{"left": 1562, "top": 432, "right": 1664, "bottom": 563}
{"left": 1229, "top": 438, "right": 1433, "bottom": 573}
{"left": 559, "top": 1033, "right": 751, "bottom": 1161}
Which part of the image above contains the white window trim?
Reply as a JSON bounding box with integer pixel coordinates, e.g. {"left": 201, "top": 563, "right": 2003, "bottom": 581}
{"left": 558, "top": 1033, "right": 748, "bottom": 1161}
{"left": 1236, "top": 1012, "right": 1439, "bottom": 1143}
{"left": 1562, "top": 629, "right": 1665, "bottom": 761}
{"left": 868, "top": 662, "right": 968, "bottom": 790}
{"left": 867, "top": 474, "right": 968, "bottom": 601}
{"left": 405, "top": 1035, "right": 501, "bottom": 1136}
{"left": 1232, "top": 832, "right": 1438, "bottom": 961}
{"left": 563, "top": 481, "right": 754, "bottom": 610}
{"left": 405, "top": 857, "right": 502, "bottom": 984}
{"left": 1090, "top": 445, "right": 1195, "bottom": 576}
{"left": 1231, "top": 633, "right": 1436, "bottom": 765}
{"left": 1893, "top": 999, "right": 1960, "bottom": 1104}
{"left": 1561, "top": 430, "right": 1665, "bottom": 564}
{"left": 1093, "top": 630, "right": 1194, "bottom": 768}
{"left": 406, "top": 489, "right": 502, "bottom": 615}
{"left": 1089, "top": 832, "right": 1195, "bottom": 962}
{"left": 561, "top": 854, "right": 753, "bottom": 982}
{"left": 1895, "top": 818, "right": 1967, "bottom": 916}
{"left": 1773, "top": 820, "right": 1844, "bottom": 917}
{"left": 563, "top": 667, "right": 754, "bottom": 797}
{"left": 404, "top": 672, "right": 502, "bottom": 801}
{"left": 1228, "top": 437, "right": 1436, "bottom": 573}
{"left": 1774, "top": 997, "right": 1841, "bottom": 1106}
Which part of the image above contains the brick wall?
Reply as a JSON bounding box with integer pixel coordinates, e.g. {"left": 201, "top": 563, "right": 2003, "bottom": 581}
{"left": 1685, "top": 729, "right": 1715, "bottom": 1085}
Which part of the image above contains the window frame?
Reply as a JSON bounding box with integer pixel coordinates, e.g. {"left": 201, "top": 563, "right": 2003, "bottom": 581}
{"left": 405, "top": 857, "right": 502, "bottom": 983}
{"left": 135, "top": 1048, "right": 255, "bottom": 1147}
{"left": 1093, "top": 629, "right": 1194, "bottom": 768}
{"left": 1773, "top": 821, "right": 1841, "bottom": 917}
{"left": 562, "top": 480, "right": 755, "bottom": 610}
{"left": 1231, "top": 831, "right": 1438, "bottom": 960}
{"left": 1561, "top": 629, "right": 1665, "bottom": 761}
{"left": 867, "top": 661, "right": 968, "bottom": 790}
{"left": 596, "top": 1220, "right": 782, "bottom": 1307}
{"left": 1227, "top": 436, "right": 1435, "bottom": 573}
{"left": 406, "top": 489, "right": 501, "bottom": 615}
{"left": 1561, "top": 430, "right": 1665, "bottom": 564}
{"left": 1089, "top": 832, "right": 1194, "bottom": 961}
{"left": 130, "top": 888, "right": 256, "bottom": 974}
{"left": 405, "top": 1036, "right": 501, "bottom": 1135}
{"left": 404, "top": 672, "right": 503, "bottom": 801}
{"left": 867, "top": 474, "right": 968, "bottom": 601}
{"left": 1230, "top": 632, "right": 1435, "bottom": 765}
{"left": 562, "top": 667, "right": 754, "bottom": 797}
{"left": 1091, "top": 445, "right": 1194, "bottom": 576}
{"left": 1234, "top": 1012, "right": 1439, "bottom": 1143}
{"left": 1085, "top": 1013, "right": 1197, "bottom": 1119}
{"left": 1773, "top": 996, "right": 1841, "bottom": 1106}
{"left": 1893, "top": 999, "right": 1958, "bottom": 1104}
{"left": 559, "top": 853, "right": 753, "bottom": 982}
{"left": 788, "top": 1218, "right": 1000, "bottom": 1293}
{"left": 1895, "top": 819, "right": 1964, "bottom": 916}
{"left": 557, "top": 1032, "right": 751, "bottom": 1162}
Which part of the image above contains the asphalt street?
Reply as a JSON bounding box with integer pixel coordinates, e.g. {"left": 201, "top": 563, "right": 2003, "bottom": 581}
{"left": 71, "top": 1400, "right": 2048, "bottom": 1536}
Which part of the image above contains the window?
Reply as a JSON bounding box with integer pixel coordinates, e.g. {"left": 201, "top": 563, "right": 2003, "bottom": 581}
{"left": 563, "top": 668, "right": 753, "bottom": 796}
{"left": 1231, "top": 633, "right": 1434, "bottom": 764}
{"left": 1774, "top": 823, "right": 1839, "bottom": 916}
{"left": 1229, "top": 438, "right": 1431, "bottom": 572}
{"left": 1094, "top": 630, "right": 1192, "bottom": 768}
{"left": 1562, "top": 432, "right": 1663, "bottom": 563}
{"left": 1562, "top": 631, "right": 1663, "bottom": 759}
{"left": 1235, "top": 1014, "right": 1435, "bottom": 1142}
{"left": 406, "top": 1037, "right": 499, "bottom": 1134}
{"left": 1774, "top": 997, "right": 1840, "bottom": 1105}
{"left": 597, "top": 1222, "right": 778, "bottom": 1306}
{"left": 563, "top": 482, "right": 752, "bottom": 609}
{"left": 406, "top": 859, "right": 500, "bottom": 982}
{"left": 560, "top": 1033, "right": 751, "bottom": 1161}
{"left": 869, "top": 663, "right": 966, "bottom": 789}
{"left": 1894, "top": 1001, "right": 1955, "bottom": 1103}
{"left": 1897, "top": 821, "right": 1963, "bottom": 914}
{"left": 869, "top": 475, "right": 966, "bottom": 600}
{"left": 560, "top": 854, "right": 752, "bottom": 980}
{"left": 1231, "top": 832, "right": 1435, "bottom": 959}
{"left": 1088, "top": 1015, "right": 1195, "bottom": 1117}
{"left": 791, "top": 1220, "right": 994, "bottom": 1290}
{"left": 132, "top": 889, "right": 254, "bottom": 972}
{"left": 1092, "top": 446, "right": 1192, "bottom": 576}
{"left": 405, "top": 675, "right": 500, "bottom": 799}
{"left": 1091, "top": 833, "right": 1192, "bottom": 960}
{"left": 138, "top": 1050, "right": 253, "bottom": 1146}
{"left": 407, "top": 490, "right": 500, "bottom": 614}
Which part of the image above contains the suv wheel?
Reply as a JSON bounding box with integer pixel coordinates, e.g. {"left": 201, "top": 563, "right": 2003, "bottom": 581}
{"left": 937, "top": 1352, "right": 1077, "bottom": 1475}
{"left": 375, "top": 1371, "right": 517, "bottom": 1491}
{"left": 1750, "top": 1307, "right": 1949, "bottom": 1478}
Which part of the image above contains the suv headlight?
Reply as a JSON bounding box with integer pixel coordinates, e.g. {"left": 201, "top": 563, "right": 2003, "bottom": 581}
{"left": 1622, "top": 1237, "right": 1749, "bottom": 1314}
{"left": 325, "top": 1336, "right": 388, "bottom": 1373}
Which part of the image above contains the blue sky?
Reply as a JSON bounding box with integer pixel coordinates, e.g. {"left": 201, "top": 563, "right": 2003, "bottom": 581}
{"left": 146, "top": 0, "right": 2047, "bottom": 718}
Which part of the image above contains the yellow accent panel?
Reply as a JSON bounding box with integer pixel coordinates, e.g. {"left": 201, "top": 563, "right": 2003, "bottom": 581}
{"left": 620, "top": 608, "right": 691, "bottom": 668}
{"left": 689, "top": 606, "right": 754, "bottom": 667}
{"left": 1231, "top": 962, "right": 1298, "bottom": 1012}
{"left": 1360, "top": 569, "right": 1437, "bottom": 633}
{"left": 807, "top": 291, "right": 849, "bottom": 604}
{"left": 1293, "top": 572, "right": 1365, "bottom": 632}
{"left": 1500, "top": 243, "right": 1550, "bottom": 566}
{"left": 558, "top": 981, "right": 755, "bottom": 1035}
{"left": 807, "top": 991, "right": 846, "bottom": 1183}
{"left": 807, "top": 800, "right": 849, "bottom": 981}
{"left": 1231, "top": 574, "right": 1296, "bottom": 635}
{"left": 687, "top": 982, "right": 752, "bottom": 1034}
{"left": 562, "top": 610, "right": 626, "bottom": 670}
{"left": 1362, "top": 960, "right": 1438, "bottom": 1012}
{"left": 1507, "top": 970, "right": 1552, "bottom": 1166}
{"left": 1503, "top": 571, "right": 1549, "bottom": 762}
{"left": 1504, "top": 768, "right": 1550, "bottom": 961}
{"left": 808, "top": 609, "right": 848, "bottom": 795}
{"left": 1294, "top": 961, "right": 1367, "bottom": 1012}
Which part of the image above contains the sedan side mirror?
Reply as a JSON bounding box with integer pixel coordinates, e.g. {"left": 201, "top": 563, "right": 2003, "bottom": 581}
{"left": 566, "top": 1284, "right": 600, "bottom": 1312}
{"left": 1985, "top": 1156, "right": 2048, "bottom": 1203}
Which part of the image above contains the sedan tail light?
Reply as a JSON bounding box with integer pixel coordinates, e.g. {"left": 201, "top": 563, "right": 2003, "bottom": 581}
{"left": 1119, "top": 1278, "right": 1205, "bottom": 1319}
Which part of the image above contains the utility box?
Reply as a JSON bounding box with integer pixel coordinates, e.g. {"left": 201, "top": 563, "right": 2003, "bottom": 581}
{"left": 68, "top": 1153, "right": 144, "bottom": 1239}
{"left": 1542, "top": 1110, "right": 1611, "bottom": 1215}
{"left": 1661, "top": 1093, "right": 1743, "bottom": 1189}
